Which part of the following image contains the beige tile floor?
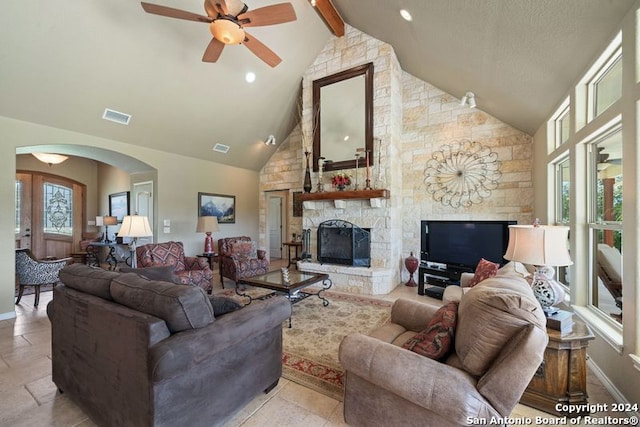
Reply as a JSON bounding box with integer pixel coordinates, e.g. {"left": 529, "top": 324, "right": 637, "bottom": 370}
{"left": 2, "top": 260, "right": 618, "bottom": 427}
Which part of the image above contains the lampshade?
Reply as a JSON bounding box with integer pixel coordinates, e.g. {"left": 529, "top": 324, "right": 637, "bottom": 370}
{"left": 32, "top": 152, "right": 68, "bottom": 165}
{"left": 103, "top": 216, "right": 118, "bottom": 226}
{"left": 504, "top": 225, "right": 572, "bottom": 267}
{"left": 209, "top": 19, "right": 245, "bottom": 44}
{"left": 118, "top": 215, "right": 153, "bottom": 238}
{"left": 196, "top": 216, "right": 220, "bottom": 233}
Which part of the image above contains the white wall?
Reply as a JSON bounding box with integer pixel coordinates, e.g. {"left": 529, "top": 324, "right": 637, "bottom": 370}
{"left": 2, "top": 116, "right": 260, "bottom": 318}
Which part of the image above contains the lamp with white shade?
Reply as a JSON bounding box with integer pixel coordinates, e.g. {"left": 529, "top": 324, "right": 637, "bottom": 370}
{"left": 196, "top": 216, "right": 220, "bottom": 254}
{"left": 503, "top": 222, "right": 572, "bottom": 318}
{"left": 118, "top": 215, "right": 153, "bottom": 268}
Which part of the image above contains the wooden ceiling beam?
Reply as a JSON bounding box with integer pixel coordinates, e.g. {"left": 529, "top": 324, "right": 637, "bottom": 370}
{"left": 313, "top": 0, "right": 345, "bottom": 37}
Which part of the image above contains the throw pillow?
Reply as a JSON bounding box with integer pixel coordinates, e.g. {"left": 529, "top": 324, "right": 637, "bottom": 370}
{"left": 208, "top": 295, "right": 243, "bottom": 317}
{"left": 402, "top": 301, "right": 458, "bottom": 360}
{"left": 468, "top": 258, "right": 500, "bottom": 287}
{"left": 229, "top": 241, "right": 257, "bottom": 259}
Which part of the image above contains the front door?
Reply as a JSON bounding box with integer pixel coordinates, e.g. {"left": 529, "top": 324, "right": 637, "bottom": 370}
{"left": 16, "top": 171, "right": 85, "bottom": 259}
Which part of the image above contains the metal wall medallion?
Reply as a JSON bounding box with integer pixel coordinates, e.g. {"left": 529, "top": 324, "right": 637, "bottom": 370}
{"left": 424, "top": 140, "right": 501, "bottom": 207}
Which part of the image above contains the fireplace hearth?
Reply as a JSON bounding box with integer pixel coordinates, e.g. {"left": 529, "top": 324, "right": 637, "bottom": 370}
{"left": 317, "top": 219, "right": 371, "bottom": 267}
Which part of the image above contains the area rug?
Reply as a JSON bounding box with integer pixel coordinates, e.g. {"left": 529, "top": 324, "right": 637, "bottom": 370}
{"left": 216, "top": 287, "right": 392, "bottom": 401}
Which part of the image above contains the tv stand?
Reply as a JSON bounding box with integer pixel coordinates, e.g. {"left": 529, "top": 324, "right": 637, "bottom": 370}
{"left": 417, "top": 264, "right": 469, "bottom": 298}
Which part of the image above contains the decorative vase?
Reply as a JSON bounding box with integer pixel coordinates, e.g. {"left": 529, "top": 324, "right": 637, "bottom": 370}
{"left": 404, "top": 251, "right": 419, "bottom": 287}
{"left": 303, "top": 151, "right": 312, "bottom": 193}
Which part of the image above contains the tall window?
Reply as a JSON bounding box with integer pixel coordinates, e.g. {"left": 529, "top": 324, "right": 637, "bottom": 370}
{"left": 15, "top": 180, "right": 21, "bottom": 234}
{"left": 588, "top": 129, "right": 623, "bottom": 323}
{"left": 554, "top": 157, "right": 571, "bottom": 286}
{"left": 43, "top": 182, "right": 73, "bottom": 236}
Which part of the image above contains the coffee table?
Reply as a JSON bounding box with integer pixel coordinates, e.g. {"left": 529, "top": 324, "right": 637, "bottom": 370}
{"left": 236, "top": 270, "right": 332, "bottom": 327}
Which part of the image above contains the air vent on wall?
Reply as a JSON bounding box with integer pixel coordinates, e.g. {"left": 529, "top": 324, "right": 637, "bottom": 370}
{"left": 102, "top": 108, "right": 131, "bottom": 125}
{"left": 213, "top": 143, "right": 230, "bottom": 154}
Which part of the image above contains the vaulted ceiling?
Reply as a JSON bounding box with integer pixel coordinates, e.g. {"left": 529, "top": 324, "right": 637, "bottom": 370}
{"left": 1, "top": 1, "right": 635, "bottom": 171}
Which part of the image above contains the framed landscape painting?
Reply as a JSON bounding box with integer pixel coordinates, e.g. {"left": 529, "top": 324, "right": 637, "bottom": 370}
{"left": 109, "top": 191, "right": 130, "bottom": 223}
{"left": 198, "top": 192, "right": 235, "bottom": 223}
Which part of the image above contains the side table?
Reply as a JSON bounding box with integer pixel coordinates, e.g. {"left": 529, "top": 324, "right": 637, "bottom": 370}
{"left": 282, "top": 241, "right": 303, "bottom": 269}
{"left": 520, "top": 316, "right": 595, "bottom": 417}
{"left": 198, "top": 253, "right": 218, "bottom": 271}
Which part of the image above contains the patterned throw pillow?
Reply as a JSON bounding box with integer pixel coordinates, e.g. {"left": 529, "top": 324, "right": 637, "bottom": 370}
{"left": 467, "top": 258, "right": 500, "bottom": 287}
{"left": 402, "top": 301, "right": 459, "bottom": 360}
{"left": 229, "top": 241, "right": 257, "bottom": 259}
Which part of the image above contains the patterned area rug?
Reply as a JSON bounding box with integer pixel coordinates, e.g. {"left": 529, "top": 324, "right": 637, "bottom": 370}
{"left": 216, "top": 287, "right": 392, "bottom": 401}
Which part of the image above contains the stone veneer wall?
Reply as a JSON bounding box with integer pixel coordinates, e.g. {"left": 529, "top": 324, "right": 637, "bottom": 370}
{"left": 259, "top": 25, "right": 534, "bottom": 292}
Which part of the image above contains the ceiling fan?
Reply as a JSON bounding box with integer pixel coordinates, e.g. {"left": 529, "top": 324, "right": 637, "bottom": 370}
{"left": 141, "top": 0, "right": 297, "bottom": 67}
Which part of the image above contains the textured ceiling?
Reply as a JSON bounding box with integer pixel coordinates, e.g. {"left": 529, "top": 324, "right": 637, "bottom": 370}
{"left": 1, "top": 0, "right": 635, "bottom": 170}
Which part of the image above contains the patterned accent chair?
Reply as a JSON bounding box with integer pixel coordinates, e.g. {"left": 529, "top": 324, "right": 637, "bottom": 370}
{"left": 135, "top": 241, "right": 213, "bottom": 293}
{"left": 218, "top": 236, "right": 269, "bottom": 288}
{"left": 15, "top": 249, "right": 71, "bottom": 307}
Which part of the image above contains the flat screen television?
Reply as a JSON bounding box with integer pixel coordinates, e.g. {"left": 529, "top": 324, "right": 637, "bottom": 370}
{"left": 420, "top": 220, "right": 516, "bottom": 271}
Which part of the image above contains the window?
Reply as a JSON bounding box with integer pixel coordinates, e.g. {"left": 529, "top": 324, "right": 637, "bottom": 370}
{"left": 554, "top": 157, "right": 571, "bottom": 287}
{"left": 15, "top": 180, "right": 21, "bottom": 234}
{"left": 43, "top": 182, "right": 73, "bottom": 236}
{"left": 555, "top": 107, "right": 571, "bottom": 148}
{"left": 588, "top": 129, "right": 623, "bottom": 324}
{"left": 588, "top": 49, "right": 622, "bottom": 120}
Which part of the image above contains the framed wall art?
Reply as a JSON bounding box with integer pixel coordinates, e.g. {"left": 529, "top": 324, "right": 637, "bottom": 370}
{"left": 198, "top": 192, "right": 236, "bottom": 224}
{"left": 109, "top": 191, "right": 130, "bottom": 223}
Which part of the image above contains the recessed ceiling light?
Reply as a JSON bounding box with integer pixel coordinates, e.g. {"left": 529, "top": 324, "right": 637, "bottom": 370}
{"left": 245, "top": 72, "right": 256, "bottom": 83}
{"left": 400, "top": 9, "right": 412, "bottom": 22}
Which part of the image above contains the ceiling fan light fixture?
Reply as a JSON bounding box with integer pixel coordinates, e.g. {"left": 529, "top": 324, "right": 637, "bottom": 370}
{"left": 210, "top": 19, "right": 245, "bottom": 44}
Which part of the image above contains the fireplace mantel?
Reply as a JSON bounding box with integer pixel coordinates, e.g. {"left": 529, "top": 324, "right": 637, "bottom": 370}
{"left": 300, "top": 189, "right": 390, "bottom": 209}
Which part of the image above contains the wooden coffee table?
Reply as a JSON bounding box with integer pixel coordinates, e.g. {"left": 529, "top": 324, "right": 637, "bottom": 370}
{"left": 237, "top": 270, "right": 332, "bottom": 327}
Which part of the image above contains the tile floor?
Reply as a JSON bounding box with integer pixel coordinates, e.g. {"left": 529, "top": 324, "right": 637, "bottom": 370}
{"left": 2, "top": 260, "right": 618, "bottom": 427}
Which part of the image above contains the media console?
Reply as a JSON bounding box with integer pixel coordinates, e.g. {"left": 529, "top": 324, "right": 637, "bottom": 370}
{"left": 417, "top": 263, "right": 469, "bottom": 299}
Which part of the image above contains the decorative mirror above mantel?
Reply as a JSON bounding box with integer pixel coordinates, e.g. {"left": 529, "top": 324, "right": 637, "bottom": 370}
{"left": 312, "top": 62, "right": 374, "bottom": 172}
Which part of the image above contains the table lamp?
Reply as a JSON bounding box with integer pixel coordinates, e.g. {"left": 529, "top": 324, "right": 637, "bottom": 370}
{"left": 103, "top": 216, "right": 118, "bottom": 243}
{"left": 118, "top": 215, "right": 153, "bottom": 268}
{"left": 196, "top": 216, "right": 220, "bottom": 254}
{"left": 503, "top": 221, "right": 572, "bottom": 316}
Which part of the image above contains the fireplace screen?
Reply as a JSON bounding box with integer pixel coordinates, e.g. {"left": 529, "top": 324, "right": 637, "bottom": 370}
{"left": 317, "top": 219, "right": 371, "bottom": 267}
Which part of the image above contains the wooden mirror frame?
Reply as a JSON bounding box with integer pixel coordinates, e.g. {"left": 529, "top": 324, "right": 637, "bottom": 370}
{"left": 312, "top": 62, "right": 374, "bottom": 172}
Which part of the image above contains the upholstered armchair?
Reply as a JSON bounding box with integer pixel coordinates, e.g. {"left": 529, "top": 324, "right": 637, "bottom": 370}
{"left": 218, "top": 236, "right": 269, "bottom": 288}
{"left": 339, "top": 272, "right": 548, "bottom": 427}
{"left": 15, "top": 249, "right": 70, "bottom": 307}
{"left": 136, "top": 241, "right": 213, "bottom": 293}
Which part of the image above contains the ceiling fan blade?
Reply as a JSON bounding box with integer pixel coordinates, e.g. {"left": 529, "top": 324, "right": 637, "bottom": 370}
{"left": 212, "top": 0, "right": 229, "bottom": 16}
{"left": 243, "top": 31, "right": 281, "bottom": 67}
{"left": 141, "top": 2, "right": 212, "bottom": 23}
{"left": 238, "top": 3, "right": 296, "bottom": 27}
{"left": 202, "top": 38, "right": 225, "bottom": 62}
{"left": 204, "top": 0, "right": 218, "bottom": 17}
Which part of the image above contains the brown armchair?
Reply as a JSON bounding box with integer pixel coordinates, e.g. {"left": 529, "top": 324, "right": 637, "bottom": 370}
{"left": 136, "top": 241, "right": 213, "bottom": 293}
{"left": 218, "top": 236, "right": 269, "bottom": 288}
{"left": 339, "top": 273, "right": 548, "bottom": 426}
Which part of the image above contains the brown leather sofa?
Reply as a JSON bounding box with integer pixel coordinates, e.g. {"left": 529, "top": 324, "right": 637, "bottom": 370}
{"left": 339, "top": 270, "right": 548, "bottom": 426}
{"left": 48, "top": 263, "right": 291, "bottom": 427}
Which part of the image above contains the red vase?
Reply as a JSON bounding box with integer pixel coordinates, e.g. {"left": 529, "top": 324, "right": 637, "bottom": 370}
{"left": 405, "top": 251, "right": 419, "bottom": 287}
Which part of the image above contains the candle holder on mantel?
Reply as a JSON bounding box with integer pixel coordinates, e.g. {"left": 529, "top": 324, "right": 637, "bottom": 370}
{"left": 364, "top": 149, "right": 373, "bottom": 190}
{"left": 404, "top": 251, "right": 419, "bottom": 287}
{"left": 316, "top": 156, "right": 326, "bottom": 192}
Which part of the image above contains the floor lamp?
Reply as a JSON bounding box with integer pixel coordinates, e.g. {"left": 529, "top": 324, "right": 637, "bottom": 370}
{"left": 117, "top": 215, "right": 152, "bottom": 268}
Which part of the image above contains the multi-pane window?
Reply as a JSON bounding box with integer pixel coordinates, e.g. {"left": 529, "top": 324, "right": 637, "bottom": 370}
{"left": 589, "top": 50, "right": 622, "bottom": 119}
{"left": 43, "top": 182, "right": 73, "bottom": 236}
{"left": 588, "top": 129, "right": 623, "bottom": 323}
{"left": 15, "top": 180, "right": 21, "bottom": 234}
